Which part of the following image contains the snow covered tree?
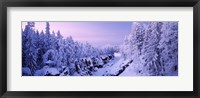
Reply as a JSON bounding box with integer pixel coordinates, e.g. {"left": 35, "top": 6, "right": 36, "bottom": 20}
{"left": 22, "top": 22, "right": 38, "bottom": 74}
{"left": 55, "top": 30, "right": 63, "bottom": 50}
{"left": 134, "top": 22, "right": 147, "bottom": 55}
{"left": 42, "top": 49, "right": 57, "bottom": 67}
{"left": 120, "top": 36, "right": 130, "bottom": 59}
{"left": 140, "top": 22, "right": 161, "bottom": 75}
{"left": 101, "top": 45, "right": 115, "bottom": 55}
{"left": 22, "top": 28, "right": 28, "bottom": 67}
{"left": 120, "top": 22, "right": 177, "bottom": 76}
{"left": 51, "top": 31, "right": 57, "bottom": 50}
{"left": 57, "top": 44, "right": 65, "bottom": 67}
{"left": 158, "top": 22, "right": 178, "bottom": 75}
{"left": 36, "top": 30, "right": 46, "bottom": 68}
{"left": 55, "top": 30, "right": 65, "bottom": 68}
{"left": 44, "top": 22, "right": 52, "bottom": 51}
{"left": 22, "top": 21, "right": 178, "bottom": 76}
{"left": 64, "top": 36, "right": 75, "bottom": 66}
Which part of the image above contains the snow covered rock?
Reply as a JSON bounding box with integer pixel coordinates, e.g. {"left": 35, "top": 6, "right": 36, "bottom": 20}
{"left": 34, "top": 66, "right": 49, "bottom": 76}
{"left": 45, "top": 68, "right": 60, "bottom": 76}
{"left": 34, "top": 66, "right": 60, "bottom": 76}
{"left": 22, "top": 67, "right": 32, "bottom": 76}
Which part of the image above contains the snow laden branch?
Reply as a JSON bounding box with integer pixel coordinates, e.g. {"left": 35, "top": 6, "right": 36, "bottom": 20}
{"left": 22, "top": 22, "right": 178, "bottom": 76}
{"left": 22, "top": 22, "right": 116, "bottom": 76}
{"left": 121, "top": 22, "right": 178, "bottom": 76}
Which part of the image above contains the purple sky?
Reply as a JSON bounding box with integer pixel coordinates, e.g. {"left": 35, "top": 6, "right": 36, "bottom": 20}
{"left": 22, "top": 22, "right": 132, "bottom": 47}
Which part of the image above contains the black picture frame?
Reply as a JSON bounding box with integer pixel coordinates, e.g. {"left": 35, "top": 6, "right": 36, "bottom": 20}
{"left": 0, "top": 0, "right": 199, "bottom": 98}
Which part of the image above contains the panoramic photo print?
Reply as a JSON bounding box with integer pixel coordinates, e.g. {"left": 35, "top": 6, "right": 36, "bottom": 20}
{"left": 22, "top": 21, "right": 178, "bottom": 76}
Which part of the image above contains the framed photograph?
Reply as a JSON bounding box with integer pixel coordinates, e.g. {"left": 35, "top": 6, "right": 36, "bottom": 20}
{"left": 0, "top": 0, "right": 199, "bottom": 98}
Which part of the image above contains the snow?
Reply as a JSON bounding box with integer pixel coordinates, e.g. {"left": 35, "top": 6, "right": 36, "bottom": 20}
{"left": 34, "top": 66, "right": 49, "bottom": 76}
{"left": 120, "top": 61, "right": 140, "bottom": 76}
{"left": 46, "top": 68, "right": 60, "bottom": 76}
{"left": 45, "top": 60, "right": 55, "bottom": 65}
{"left": 114, "top": 53, "right": 121, "bottom": 57}
{"left": 22, "top": 22, "right": 178, "bottom": 76}
{"left": 22, "top": 67, "right": 32, "bottom": 76}
{"left": 93, "top": 53, "right": 134, "bottom": 76}
{"left": 34, "top": 66, "right": 60, "bottom": 76}
{"left": 60, "top": 68, "right": 69, "bottom": 76}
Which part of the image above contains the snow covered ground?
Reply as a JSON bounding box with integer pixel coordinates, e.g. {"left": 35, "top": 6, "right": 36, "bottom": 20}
{"left": 22, "top": 22, "right": 178, "bottom": 76}
{"left": 93, "top": 53, "right": 135, "bottom": 76}
{"left": 26, "top": 52, "right": 177, "bottom": 76}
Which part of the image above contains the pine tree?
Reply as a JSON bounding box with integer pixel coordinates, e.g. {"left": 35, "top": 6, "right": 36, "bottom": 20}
{"left": 55, "top": 30, "right": 64, "bottom": 68}
{"left": 120, "top": 36, "right": 129, "bottom": 59}
{"left": 158, "top": 22, "right": 178, "bottom": 75}
{"left": 23, "top": 22, "right": 38, "bottom": 74}
{"left": 22, "top": 27, "right": 28, "bottom": 67}
{"left": 140, "top": 22, "right": 161, "bottom": 75}
{"left": 37, "top": 30, "right": 45, "bottom": 68}
{"left": 44, "top": 22, "right": 51, "bottom": 51}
